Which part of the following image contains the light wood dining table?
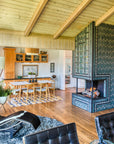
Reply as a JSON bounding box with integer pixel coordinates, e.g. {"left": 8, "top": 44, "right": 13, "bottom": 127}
{"left": 10, "top": 80, "right": 55, "bottom": 102}
{"left": 10, "top": 81, "right": 30, "bottom": 101}
{"left": 10, "top": 81, "right": 30, "bottom": 86}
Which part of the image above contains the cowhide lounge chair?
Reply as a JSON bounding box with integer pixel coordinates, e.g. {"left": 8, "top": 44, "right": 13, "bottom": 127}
{"left": 0, "top": 111, "right": 41, "bottom": 138}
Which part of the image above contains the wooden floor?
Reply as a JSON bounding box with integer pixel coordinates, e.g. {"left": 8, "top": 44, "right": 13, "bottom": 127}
{"left": 2, "top": 88, "right": 114, "bottom": 144}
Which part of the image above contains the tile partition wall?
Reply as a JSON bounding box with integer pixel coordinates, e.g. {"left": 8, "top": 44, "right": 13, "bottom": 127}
{"left": 94, "top": 23, "right": 114, "bottom": 112}
{"left": 72, "top": 22, "right": 114, "bottom": 112}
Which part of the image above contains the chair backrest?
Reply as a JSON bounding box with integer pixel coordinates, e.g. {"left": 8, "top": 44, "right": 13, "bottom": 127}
{"left": 26, "top": 83, "right": 34, "bottom": 90}
{"left": 40, "top": 82, "right": 48, "bottom": 91}
{"left": 23, "top": 122, "right": 79, "bottom": 144}
{"left": 24, "top": 84, "right": 34, "bottom": 96}
{"left": 50, "top": 80, "right": 55, "bottom": 88}
{"left": 95, "top": 112, "right": 114, "bottom": 143}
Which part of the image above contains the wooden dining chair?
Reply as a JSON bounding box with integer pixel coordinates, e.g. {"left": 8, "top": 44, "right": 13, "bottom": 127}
{"left": 48, "top": 80, "right": 55, "bottom": 98}
{"left": 22, "top": 84, "right": 35, "bottom": 104}
{"left": 11, "top": 84, "right": 19, "bottom": 96}
{"left": 9, "top": 84, "right": 21, "bottom": 102}
{"left": 35, "top": 82, "right": 49, "bottom": 102}
{"left": 11, "top": 85, "right": 27, "bottom": 102}
{"left": 32, "top": 83, "right": 40, "bottom": 102}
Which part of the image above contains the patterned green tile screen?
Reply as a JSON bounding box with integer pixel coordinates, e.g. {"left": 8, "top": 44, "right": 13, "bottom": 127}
{"left": 73, "top": 24, "right": 91, "bottom": 76}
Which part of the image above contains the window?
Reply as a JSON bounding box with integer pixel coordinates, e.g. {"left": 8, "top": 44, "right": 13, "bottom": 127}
{"left": 50, "top": 63, "right": 55, "bottom": 73}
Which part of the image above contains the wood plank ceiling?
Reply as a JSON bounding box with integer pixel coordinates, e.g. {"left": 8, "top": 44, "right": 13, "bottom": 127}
{"left": 0, "top": 0, "right": 114, "bottom": 38}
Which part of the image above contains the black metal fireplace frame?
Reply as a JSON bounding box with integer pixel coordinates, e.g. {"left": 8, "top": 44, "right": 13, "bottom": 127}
{"left": 76, "top": 78, "right": 106, "bottom": 99}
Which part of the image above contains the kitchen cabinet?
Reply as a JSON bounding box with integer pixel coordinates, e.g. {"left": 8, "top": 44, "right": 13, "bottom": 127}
{"left": 16, "top": 53, "right": 25, "bottom": 62}
{"left": 33, "top": 55, "right": 40, "bottom": 62}
{"left": 15, "top": 53, "right": 48, "bottom": 63}
{"left": 4, "top": 48, "right": 16, "bottom": 79}
{"left": 40, "top": 54, "right": 48, "bottom": 63}
{"left": 25, "top": 55, "right": 32, "bottom": 62}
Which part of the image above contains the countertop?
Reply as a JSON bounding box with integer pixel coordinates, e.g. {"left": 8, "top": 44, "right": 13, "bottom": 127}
{"left": 4, "top": 77, "right": 51, "bottom": 80}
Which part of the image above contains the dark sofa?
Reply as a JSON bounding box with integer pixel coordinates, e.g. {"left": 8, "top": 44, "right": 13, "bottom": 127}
{"left": 95, "top": 112, "right": 114, "bottom": 143}
{"left": 23, "top": 122, "right": 79, "bottom": 144}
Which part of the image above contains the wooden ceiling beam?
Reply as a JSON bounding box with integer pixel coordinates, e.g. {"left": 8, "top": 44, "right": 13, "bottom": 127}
{"left": 24, "top": 0, "right": 49, "bottom": 36}
{"left": 95, "top": 7, "right": 114, "bottom": 26}
{"left": 53, "top": 0, "right": 93, "bottom": 39}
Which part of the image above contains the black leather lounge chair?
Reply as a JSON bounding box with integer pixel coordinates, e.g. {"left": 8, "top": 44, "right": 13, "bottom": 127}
{"left": 0, "top": 111, "right": 41, "bottom": 138}
{"left": 23, "top": 122, "right": 79, "bottom": 144}
{"left": 95, "top": 112, "right": 114, "bottom": 143}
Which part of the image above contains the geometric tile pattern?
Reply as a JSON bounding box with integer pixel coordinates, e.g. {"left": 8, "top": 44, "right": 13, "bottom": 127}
{"left": 94, "top": 23, "right": 114, "bottom": 111}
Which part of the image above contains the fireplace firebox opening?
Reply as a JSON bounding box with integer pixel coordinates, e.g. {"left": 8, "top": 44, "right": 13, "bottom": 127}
{"left": 76, "top": 79, "right": 106, "bottom": 99}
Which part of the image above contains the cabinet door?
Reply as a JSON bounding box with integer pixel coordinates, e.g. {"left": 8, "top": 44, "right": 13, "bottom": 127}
{"left": 33, "top": 55, "right": 40, "bottom": 62}
{"left": 4, "top": 48, "right": 16, "bottom": 79}
{"left": 40, "top": 54, "right": 48, "bottom": 63}
{"left": 16, "top": 53, "right": 25, "bottom": 62}
{"left": 25, "top": 55, "right": 32, "bottom": 62}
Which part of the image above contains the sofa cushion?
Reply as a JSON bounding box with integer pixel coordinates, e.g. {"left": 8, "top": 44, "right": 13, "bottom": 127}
{"left": 23, "top": 123, "right": 79, "bottom": 144}
{"left": 95, "top": 112, "right": 114, "bottom": 143}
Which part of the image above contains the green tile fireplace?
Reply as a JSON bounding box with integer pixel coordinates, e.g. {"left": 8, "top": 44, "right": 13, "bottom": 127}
{"left": 72, "top": 22, "right": 114, "bottom": 113}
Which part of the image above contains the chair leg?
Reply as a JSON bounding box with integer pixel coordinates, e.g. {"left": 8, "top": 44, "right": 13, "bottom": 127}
{"left": 39, "top": 91, "right": 42, "bottom": 102}
{"left": 53, "top": 89, "right": 55, "bottom": 97}
{"left": 46, "top": 90, "right": 47, "bottom": 100}
{"left": 0, "top": 104, "right": 6, "bottom": 113}
{"left": 35, "top": 91, "right": 39, "bottom": 101}
{"left": 30, "top": 93, "right": 35, "bottom": 104}
{"left": 26, "top": 93, "right": 29, "bottom": 104}
{"left": 33, "top": 91, "right": 36, "bottom": 102}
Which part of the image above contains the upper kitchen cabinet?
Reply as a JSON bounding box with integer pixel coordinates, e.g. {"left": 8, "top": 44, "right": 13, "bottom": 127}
{"left": 25, "top": 55, "right": 32, "bottom": 62}
{"left": 15, "top": 53, "right": 48, "bottom": 63}
{"left": 33, "top": 54, "right": 40, "bottom": 63}
{"left": 4, "top": 48, "right": 16, "bottom": 79}
{"left": 14, "top": 48, "right": 48, "bottom": 63}
{"left": 40, "top": 54, "right": 48, "bottom": 63}
{"left": 16, "top": 53, "right": 25, "bottom": 62}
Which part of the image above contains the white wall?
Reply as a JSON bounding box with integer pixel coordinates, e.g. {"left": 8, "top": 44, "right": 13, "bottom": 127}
{"left": 0, "top": 47, "right": 66, "bottom": 89}
{"left": 57, "top": 50, "right": 65, "bottom": 90}
{"left": 65, "top": 50, "right": 76, "bottom": 88}
{"left": 65, "top": 50, "right": 85, "bottom": 89}
{"left": 0, "top": 47, "right": 4, "bottom": 56}
{"left": 78, "top": 79, "right": 85, "bottom": 88}
{"left": 15, "top": 48, "right": 67, "bottom": 89}
{"left": 0, "top": 47, "right": 85, "bottom": 89}
{"left": 0, "top": 47, "right": 5, "bottom": 80}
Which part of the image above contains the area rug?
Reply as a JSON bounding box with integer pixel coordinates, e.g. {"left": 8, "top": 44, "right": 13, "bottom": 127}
{"left": 90, "top": 139, "right": 113, "bottom": 144}
{"left": 0, "top": 115, "right": 63, "bottom": 144}
{"left": 8, "top": 95, "right": 62, "bottom": 107}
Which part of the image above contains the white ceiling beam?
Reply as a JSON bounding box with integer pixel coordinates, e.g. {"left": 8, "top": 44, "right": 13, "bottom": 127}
{"left": 53, "top": 0, "right": 93, "bottom": 39}
{"left": 24, "top": 0, "right": 49, "bottom": 36}
{"left": 95, "top": 7, "right": 114, "bottom": 26}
